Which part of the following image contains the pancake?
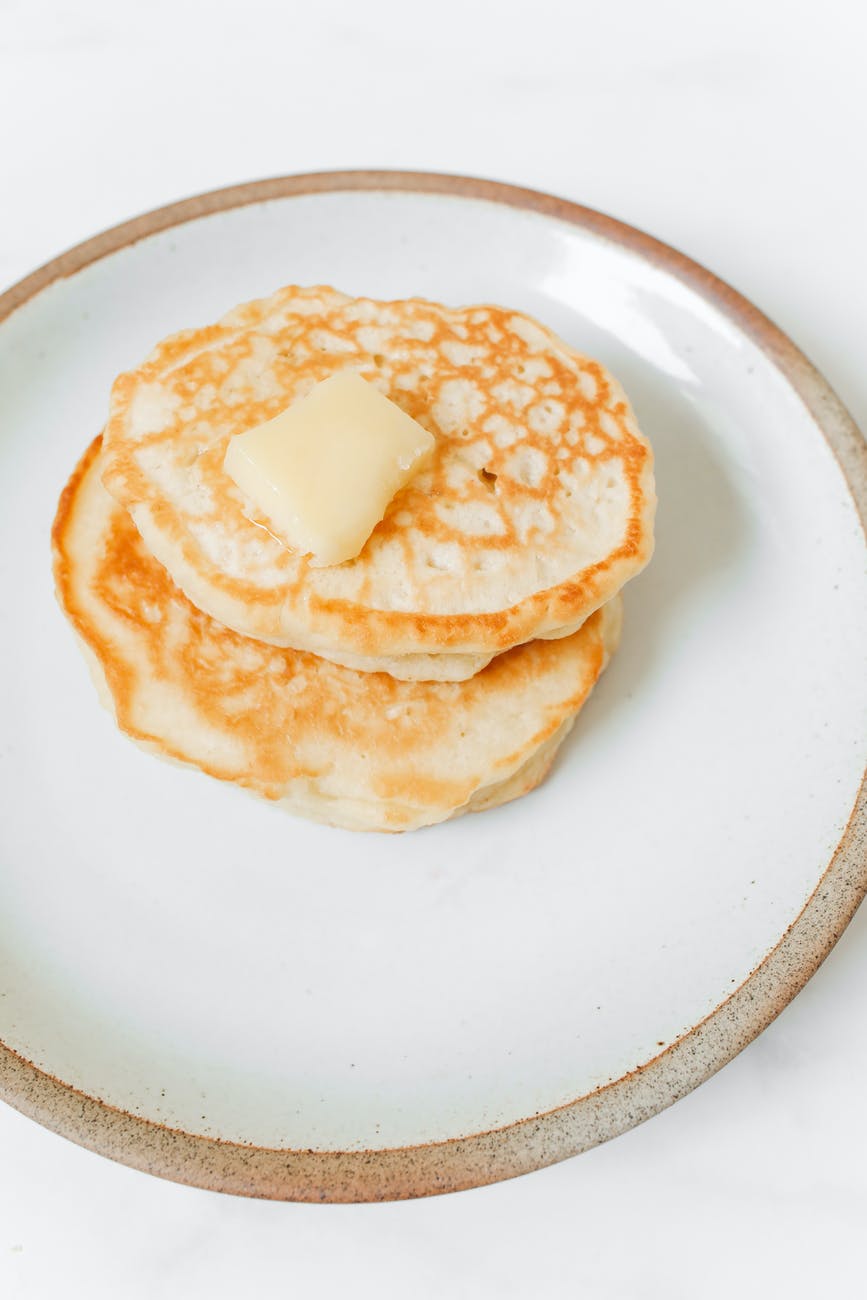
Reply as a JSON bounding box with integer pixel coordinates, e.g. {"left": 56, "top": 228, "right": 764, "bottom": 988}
{"left": 54, "top": 439, "right": 623, "bottom": 833}
{"left": 101, "top": 285, "right": 653, "bottom": 680}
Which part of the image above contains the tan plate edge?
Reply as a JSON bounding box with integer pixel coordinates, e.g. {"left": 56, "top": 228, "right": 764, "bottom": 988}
{"left": 0, "top": 170, "right": 865, "bottom": 1202}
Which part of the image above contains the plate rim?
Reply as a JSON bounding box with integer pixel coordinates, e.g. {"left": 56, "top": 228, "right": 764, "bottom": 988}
{"left": 1, "top": 169, "right": 865, "bottom": 1203}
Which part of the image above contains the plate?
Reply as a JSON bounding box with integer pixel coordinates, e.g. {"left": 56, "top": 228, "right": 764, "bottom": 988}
{"left": 0, "top": 172, "right": 864, "bottom": 1202}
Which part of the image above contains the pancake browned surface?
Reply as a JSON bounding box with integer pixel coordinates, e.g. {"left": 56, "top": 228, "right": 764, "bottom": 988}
{"left": 54, "top": 439, "right": 622, "bottom": 833}
{"left": 101, "top": 286, "right": 652, "bottom": 679}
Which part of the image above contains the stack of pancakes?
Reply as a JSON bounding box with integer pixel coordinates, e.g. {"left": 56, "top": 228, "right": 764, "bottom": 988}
{"left": 52, "top": 287, "right": 655, "bottom": 831}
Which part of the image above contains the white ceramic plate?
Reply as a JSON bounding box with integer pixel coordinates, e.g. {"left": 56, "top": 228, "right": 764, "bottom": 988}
{"left": 0, "top": 173, "right": 865, "bottom": 1201}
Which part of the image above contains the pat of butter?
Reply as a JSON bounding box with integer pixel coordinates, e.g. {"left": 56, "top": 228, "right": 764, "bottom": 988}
{"left": 224, "top": 372, "right": 435, "bottom": 565}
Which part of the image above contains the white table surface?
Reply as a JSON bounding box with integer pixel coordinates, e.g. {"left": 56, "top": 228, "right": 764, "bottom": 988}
{"left": 2, "top": 1, "right": 865, "bottom": 1295}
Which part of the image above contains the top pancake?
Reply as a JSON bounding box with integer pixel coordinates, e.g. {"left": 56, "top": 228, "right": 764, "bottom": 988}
{"left": 102, "top": 286, "right": 654, "bottom": 677}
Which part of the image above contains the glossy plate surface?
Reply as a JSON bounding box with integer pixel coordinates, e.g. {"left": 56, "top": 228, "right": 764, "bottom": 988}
{"left": 0, "top": 172, "right": 864, "bottom": 1201}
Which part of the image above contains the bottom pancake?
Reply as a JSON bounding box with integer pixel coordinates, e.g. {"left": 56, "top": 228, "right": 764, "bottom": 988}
{"left": 52, "top": 439, "right": 622, "bottom": 832}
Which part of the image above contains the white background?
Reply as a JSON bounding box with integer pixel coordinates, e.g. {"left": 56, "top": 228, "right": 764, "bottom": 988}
{"left": 2, "top": 0, "right": 865, "bottom": 1295}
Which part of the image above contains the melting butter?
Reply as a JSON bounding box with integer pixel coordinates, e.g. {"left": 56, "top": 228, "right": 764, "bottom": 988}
{"left": 224, "top": 371, "right": 434, "bottom": 565}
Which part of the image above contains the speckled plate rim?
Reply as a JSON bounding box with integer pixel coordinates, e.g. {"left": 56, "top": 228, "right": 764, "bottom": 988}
{"left": 0, "top": 170, "right": 865, "bottom": 1203}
